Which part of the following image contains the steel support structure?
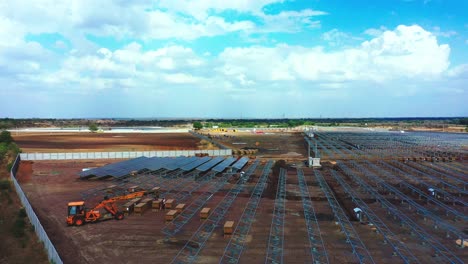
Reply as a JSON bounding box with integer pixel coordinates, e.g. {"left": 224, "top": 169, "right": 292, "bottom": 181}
{"left": 296, "top": 168, "right": 328, "bottom": 263}
{"left": 330, "top": 169, "right": 420, "bottom": 264}
{"left": 265, "top": 168, "right": 287, "bottom": 264}
{"left": 405, "top": 162, "right": 467, "bottom": 190}
{"left": 378, "top": 161, "right": 468, "bottom": 207}
{"left": 219, "top": 160, "right": 274, "bottom": 264}
{"left": 389, "top": 161, "right": 467, "bottom": 195}
{"left": 337, "top": 162, "right": 464, "bottom": 264}
{"left": 162, "top": 171, "right": 236, "bottom": 237}
{"left": 437, "top": 163, "right": 468, "bottom": 177}
{"left": 171, "top": 160, "right": 260, "bottom": 264}
{"left": 362, "top": 161, "right": 467, "bottom": 221}
{"left": 314, "top": 170, "right": 374, "bottom": 264}
{"left": 344, "top": 162, "right": 463, "bottom": 240}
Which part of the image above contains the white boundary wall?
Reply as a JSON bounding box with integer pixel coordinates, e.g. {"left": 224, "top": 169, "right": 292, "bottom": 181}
{"left": 20, "top": 149, "right": 232, "bottom": 161}
{"left": 10, "top": 155, "right": 63, "bottom": 264}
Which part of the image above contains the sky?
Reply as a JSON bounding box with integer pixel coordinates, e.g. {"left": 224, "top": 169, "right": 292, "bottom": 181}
{"left": 0, "top": 0, "right": 467, "bottom": 118}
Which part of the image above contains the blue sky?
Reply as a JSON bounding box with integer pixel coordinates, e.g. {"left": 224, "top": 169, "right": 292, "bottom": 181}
{"left": 0, "top": 0, "right": 467, "bottom": 118}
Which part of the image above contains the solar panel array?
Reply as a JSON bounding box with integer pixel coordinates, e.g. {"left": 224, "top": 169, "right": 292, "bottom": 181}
{"left": 164, "top": 157, "right": 198, "bottom": 171}
{"left": 145, "top": 157, "right": 172, "bottom": 171}
{"left": 181, "top": 156, "right": 211, "bottom": 171}
{"left": 212, "top": 157, "right": 237, "bottom": 172}
{"left": 79, "top": 155, "right": 244, "bottom": 179}
{"left": 196, "top": 157, "right": 225, "bottom": 172}
{"left": 232, "top": 157, "right": 249, "bottom": 171}
{"left": 79, "top": 156, "right": 159, "bottom": 179}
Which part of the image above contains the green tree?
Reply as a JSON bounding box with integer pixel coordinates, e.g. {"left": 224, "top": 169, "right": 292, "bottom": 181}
{"left": 0, "top": 130, "right": 13, "bottom": 143}
{"left": 193, "top": 121, "right": 203, "bottom": 130}
{"left": 88, "top": 123, "right": 99, "bottom": 132}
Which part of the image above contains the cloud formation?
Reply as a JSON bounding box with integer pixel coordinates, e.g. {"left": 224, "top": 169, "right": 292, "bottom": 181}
{"left": 0, "top": 0, "right": 466, "bottom": 117}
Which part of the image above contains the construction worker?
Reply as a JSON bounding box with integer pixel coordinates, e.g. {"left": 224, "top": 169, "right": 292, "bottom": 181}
{"left": 353, "top": 207, "right": 362, "bottom": 222}
{"left": 428, "top": 188, "right": 435, "bottom": 197}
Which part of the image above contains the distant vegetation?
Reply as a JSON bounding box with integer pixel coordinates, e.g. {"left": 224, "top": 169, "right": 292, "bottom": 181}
{"left": 0, "top": 118, "right": 191, "bottom": 129}
{"left": 88, "top": 123, "right": 99, "bottom": 132}
{"left": 458, "top": 118, "right": 468, "bottom": 132}
{"left": 192, "top": 121, "right": 203, "bottom": 130}
{"left": 0, "top": 131, "right": 21, "bottom": 170}
{"left": 0, "top": 117, "right": 466, "bottom": 130}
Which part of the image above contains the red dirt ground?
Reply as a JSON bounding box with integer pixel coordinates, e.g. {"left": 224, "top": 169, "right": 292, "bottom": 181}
{"left": 214, "top": 132, "right": 307, "bottom": 159}
{"left": 17, "top": 159, "right": 467, "bottom": 264}
{"left": 13, "top": 133, "right": 203, "bottom": 152}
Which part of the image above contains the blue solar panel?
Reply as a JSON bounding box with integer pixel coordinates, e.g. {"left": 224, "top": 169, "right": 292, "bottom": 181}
{"left": 232, "top": 157, "right": 249, "bottom": 170}
{"left": 79, "top": 156, "right": 150, "bottom": 178}
{"left": 145, "top": 157, "right": 172, "bottom": 171}
{"left": 161, "top": 157, "right": 187, "bottom": 170}
{"left": 212, "top": 157, "right": 237, "bottom": 172}
{"left": 79, "top": 156, "right": 186, "bottom": 178}
{"left": 196, "top": 157, "right": 225, "bottom": 172}
{"left": 164, "top": 157, "right": 198, "bottom": 171}
{"left": 79, "top": 155, "right": 233, "bottom": 179}
{"left": 181, "top": 156, "right": 211, "bottom": 171}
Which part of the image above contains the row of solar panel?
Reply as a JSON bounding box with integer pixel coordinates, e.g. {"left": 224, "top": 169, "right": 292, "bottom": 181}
{"left": 79, "top": 156, "right": 246, "bottom": 179}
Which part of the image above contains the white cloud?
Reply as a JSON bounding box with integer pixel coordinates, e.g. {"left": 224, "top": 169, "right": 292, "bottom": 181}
{"left": 0, "top": 0, "right": 465, "bottom": 118}
{"left": 146, "top": 11, "right": 256, "bottom": 40}
{"left": 447, "top": 64, "right": 468, "bottom": 78}
{"left": 54, "top": 40, "right": 67, "bottom": 49}
{"left": 163, "top": 73, "right": 202, "bottom": 84}
{"left": 259, "top": 9, "right": 326, "bottom": 33}
{"left": 25, "top": 42, "right": 210, "bottom": 93}
{"left": 0, "top": 24, "right": 455, "bottom": 97}
{"left": 154, "top": 0, "right": 286, "bottom": 19}
{"left": 432, "top": 26, "right": 457, "bottom": 38}
{"left": 220, "top": 25, "right": 450, "bottom": 84}
{"left": 0, "top": 16, "right": 55, "bottom": 77}
{"left": 322, "top": 29, "right": 361, "bottom": 46}
{"left": 0, "top": 0, "right": 325, "bottom": 46}
{"left": 364, "top": 26, "right": 388, "bottom": 37}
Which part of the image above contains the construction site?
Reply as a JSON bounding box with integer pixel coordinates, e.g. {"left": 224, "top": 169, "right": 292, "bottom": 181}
{"left": 12, "top": 129, "right": 468, "bottom": 264}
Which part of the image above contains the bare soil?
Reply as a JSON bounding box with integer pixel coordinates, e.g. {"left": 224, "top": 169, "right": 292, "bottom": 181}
{"left": 13, "top": 132, "right": 204, "bottom": 152}
{"left": 213, "top": 132, "right": 307, "bottom": 159}
{"left": 17, "top": 159, "right": 467, "bottom": 264}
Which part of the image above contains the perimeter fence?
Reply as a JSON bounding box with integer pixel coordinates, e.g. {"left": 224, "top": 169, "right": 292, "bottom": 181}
{"left": 9, "top": 155, "right": 63, "bottom": 264}
{"left": 20, "top": 149, "right": 232, "bottom": 160}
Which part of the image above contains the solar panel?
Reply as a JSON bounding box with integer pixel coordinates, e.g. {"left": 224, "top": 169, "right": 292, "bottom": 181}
{"left": 232, "top": 157, "right": 249, "bottom": 170}
{"left": 145, "top": 157, "right": 172, "bottom": 171}
{"left": 164, "top": 157, "right": 197, "bottom": 171}
{"left": 212, "top": 157, "right": 237, "bottom": 172}
{"left": 196, "top": 157, "right": 225, "bottom": 172}
{"left": 79, "top": 156, "right": 150, "bottom": 178}
{"left": 161, "top": 157, "right": 187, "bottom": 170}
{"left": 181, "top": 156, "right": 211, "bottom": 171}
{"left": 79, "top": 155, "right": 228, "bottom": 179}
